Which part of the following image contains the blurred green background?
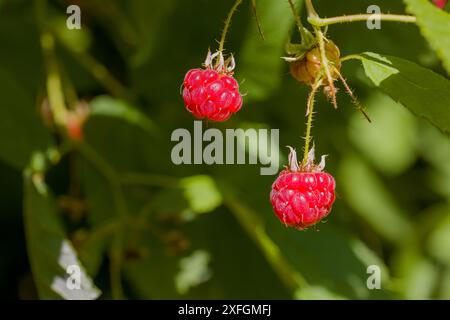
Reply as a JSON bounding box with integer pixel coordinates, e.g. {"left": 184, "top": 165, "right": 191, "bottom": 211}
{"left": 0, "top": 0, "right": 449, "bottom": 299}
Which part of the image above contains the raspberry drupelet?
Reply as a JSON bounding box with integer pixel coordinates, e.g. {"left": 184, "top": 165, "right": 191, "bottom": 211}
{"left": 270, "top": 146, "right": 336, "bottom": 230}
{"left": 182, "top": 51, "right": 243, "bottom": 122}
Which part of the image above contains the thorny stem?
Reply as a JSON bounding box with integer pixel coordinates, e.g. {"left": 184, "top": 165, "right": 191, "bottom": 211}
{"left": 308, "top": 13, "right": 417, "bottom": 27}
{"left": 218, "top": 0, "right": 243, "bottom": 52}
{"left": 305, "top": 0, "right": 416, "bottom": 26}
{"left": 333, "top": 66, "right": 372, "bottom": 123}
{"left": 303, "top": 78, "right": 321, "bottom": 165}
{"left": 315, "top": 27, "right": 337, "bottom": 108}
{"left": 287, "top": 0, "right": 308, "bottom": 42}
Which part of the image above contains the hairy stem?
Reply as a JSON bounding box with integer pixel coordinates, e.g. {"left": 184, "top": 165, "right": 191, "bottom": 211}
{"left": 315, "top": 27, "right": 337, "bottom": 108}
{"left": 303, "top": 79, "right": 321, "bottom": 164}
{"left": 218, "top": 0, "right": 243, "bottom": 52}
{"left": 308, "top": 13, "right": 416, "bottom": 27}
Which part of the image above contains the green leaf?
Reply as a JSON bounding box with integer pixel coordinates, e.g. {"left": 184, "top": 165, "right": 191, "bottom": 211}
{"left": 181, "top": 175, "right": 222, "bottom": 214}
{"left": 89, "top": 95, "right": 156, "bottom": 136}
{"left": 404, "top": 0, "right": 450, "bottom": 74}
{"left": 23, "top": 176, "right": 100, "bottom": 300}
{"left": 359, "top": 53, "right": 400, "bottom": 86}
{"left": 0, "top": 68, "right": 52, "bottom": 169}
{"left": 357, "top": 52, "right": 450, "bottom": 133}
{"left": 238, "top": 0, "right": 303, "bottom": 100}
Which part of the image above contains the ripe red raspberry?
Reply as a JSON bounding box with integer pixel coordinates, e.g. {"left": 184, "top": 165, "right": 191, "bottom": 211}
{"left": 182, "top": 51, "right": 243, "bottom": 122}
{"left": 432, "top": 0, "right": 448, "bottom": 9}
{"left": 270, "top": 147, "right": 336, "bottom": 229}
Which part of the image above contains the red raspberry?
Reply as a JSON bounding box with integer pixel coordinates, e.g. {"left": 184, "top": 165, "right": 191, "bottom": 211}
{"left": 270, "top": 147, "right": 336, "bottom": 229}
{"left": 182, "top": 51, "right": 243, "bottom": 122}
{"left": 432, "top": 0, "right": 448, "bottom": 9}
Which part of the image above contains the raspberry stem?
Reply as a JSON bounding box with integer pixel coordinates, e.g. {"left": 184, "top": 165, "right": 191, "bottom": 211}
{"left": 305, "top": 0, "right": 319, "bottom": 17}
{"left": 287, "top": 0, "right": 309, "bottom": 43}
{"left": 218, "top": 0, "right": 243, "bottom": 53}
{"left": 305, "top": 0, "right": 416, "bottom": 26}
{"left": 315, "top": 27, "right": 337, "bottom": 108}
{"left": 308, "top": 13, "right": 416, "bottom": 27}
{"left": 302, "top": 79, "right": 320, "bottom": 166}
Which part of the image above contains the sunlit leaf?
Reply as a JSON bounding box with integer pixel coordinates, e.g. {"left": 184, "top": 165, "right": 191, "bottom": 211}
{"left": 359, "top": 52, "right": 400, "bottom": 85}
{"left": 89, "top": 95, "right": 156, "bottom": 135}
{"left": 405, "top": 0, "right": 450, "bottom": 74}
{"left": 181, "top": 175, "right": 222, "bottom": 214}
{"left": 356, "top": 52, "right": 450, "bottom": 133}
